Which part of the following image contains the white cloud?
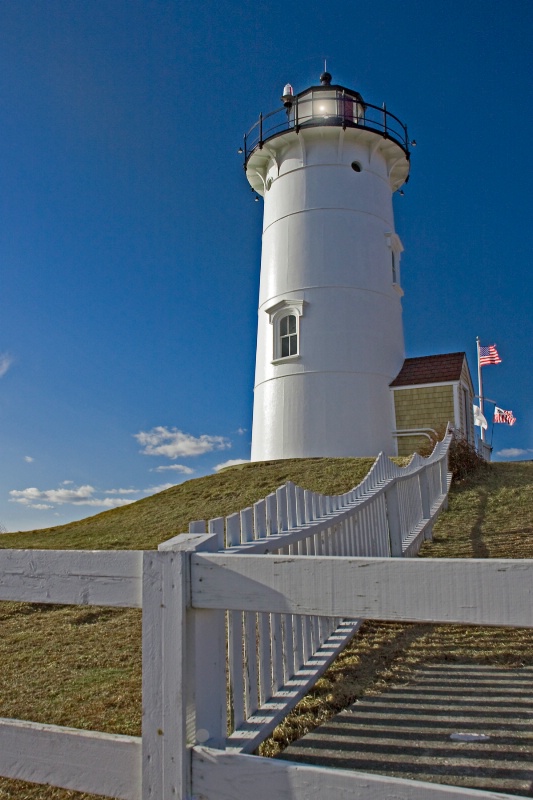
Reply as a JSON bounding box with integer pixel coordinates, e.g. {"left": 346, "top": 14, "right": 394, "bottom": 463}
{"left": 0, "top": 353, "right": 13, "bottom": 378}
{"left": 214, "top": 459, "right": 249, "bottom": 472}
{"left": 134, "top": 426, "right": 231, "bottom": 459}
{"left": 153, "top": 464, "right": 195, "bottom": 474}
{"left": 496, "top": 448, "right": 533, "bottom": 458}
{"left": 24, "top": 456, "right": 34, "bottom": 463}
{"left": 9, "top": 475, "right": 182, "bottom": 513}
{"left": 9, "top": 484, "right": 136, "bottom": 510}
{"left": 236, "top": 427, "right": 247, "bottom": 435}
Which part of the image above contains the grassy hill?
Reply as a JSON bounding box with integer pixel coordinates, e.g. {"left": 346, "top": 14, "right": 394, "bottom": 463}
{"left": 0, "top": 457, "right": 381, "bottom": 551}
{"left": 1, "top": 458, "right": 533, "bottom": 799}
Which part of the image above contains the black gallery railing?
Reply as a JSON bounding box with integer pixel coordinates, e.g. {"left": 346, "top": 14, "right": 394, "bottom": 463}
{"left": 243, "top": 91, "right": 410, "bottom": 165}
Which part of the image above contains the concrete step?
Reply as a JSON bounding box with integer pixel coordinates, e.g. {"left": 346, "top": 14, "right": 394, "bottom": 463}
{"left": 279, "top": 664, "right": 533, "bottom": 797}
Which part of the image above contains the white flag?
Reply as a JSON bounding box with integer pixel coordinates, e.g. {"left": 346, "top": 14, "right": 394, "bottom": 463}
{"left": 473, "top": 405, "right": 488, "bottom": 429}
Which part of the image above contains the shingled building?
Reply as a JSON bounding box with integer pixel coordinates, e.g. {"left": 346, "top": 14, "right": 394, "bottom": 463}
{"left": 390, "top": 352, "right": 475, "bottom": 457}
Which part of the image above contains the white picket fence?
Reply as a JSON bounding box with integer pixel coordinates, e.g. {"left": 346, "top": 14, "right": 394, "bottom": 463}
{"left": 193, "top": 431, "right": 452, "bottom": 752}
{"left": 4, "top": 433, "right": 528, "bottom": 799}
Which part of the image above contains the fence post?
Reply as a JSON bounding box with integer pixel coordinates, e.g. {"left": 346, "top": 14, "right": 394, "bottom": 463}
{"left": 197, "top": 521, "right": 227, "bottom": 749}
{"left": 142, "top": 531, "right": 223, "bottom": 799}
{"left": 164, "top": 527, "right": 226, "bottom": 751}
{"left": 418, "top": 467, "right": 432, "bottom": 540}
{"left": 384, "top": 480, "right": 403, "bottom": 557}
{"left": 440, "top": 453, "right": 450, "bottom": 510}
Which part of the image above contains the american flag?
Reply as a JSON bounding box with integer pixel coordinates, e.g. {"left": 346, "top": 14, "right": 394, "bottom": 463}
{"left": 479, "top": 344, "right": 502, "bottom": 366}
{"left": 494, "top": 406, "right": 516, "bottom": 426}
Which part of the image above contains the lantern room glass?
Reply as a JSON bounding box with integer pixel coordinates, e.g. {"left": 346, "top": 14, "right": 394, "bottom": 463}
{"left": 290, "top": 89, "right": 363, "bottom": 127}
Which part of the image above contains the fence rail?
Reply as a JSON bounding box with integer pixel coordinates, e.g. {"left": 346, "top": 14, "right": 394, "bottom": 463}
{"left": 6, "top": 433, "right": 514, "bottom": 800}
{"left": 192, "top": 744, "right": 521, "bottom": 800}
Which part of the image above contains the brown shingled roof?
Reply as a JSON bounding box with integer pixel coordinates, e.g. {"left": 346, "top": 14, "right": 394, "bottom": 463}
{"left": 390, "top": 352, "right": 466, "bottom": 387}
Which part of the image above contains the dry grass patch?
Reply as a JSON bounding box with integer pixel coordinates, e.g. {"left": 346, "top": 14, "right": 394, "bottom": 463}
{"left": 0, "top": 603, "right": 141, "bottom": 733}
{"left": 0, "top": 457, "right": 385, "bottom": 799}
{"left": 0, "top": 604, "right": 141, "bottom": 800}
{"left": 0, "top": 781, "right": 101, "bottom": 799}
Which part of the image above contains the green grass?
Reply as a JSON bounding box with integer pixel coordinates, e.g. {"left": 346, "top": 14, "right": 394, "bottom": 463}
{"left": 1, "top": 458, "right": 532, "bottom": 798}
{"left": 419, "top": 461, "right": 533, "bottom": 559}
{"left": 0, "top": 457, "right": 382, "bottom": 551}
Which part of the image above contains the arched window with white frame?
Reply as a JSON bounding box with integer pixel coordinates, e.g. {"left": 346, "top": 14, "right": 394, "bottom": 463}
{"left": 265, "top": 299, "right": 305, "bottom": 363}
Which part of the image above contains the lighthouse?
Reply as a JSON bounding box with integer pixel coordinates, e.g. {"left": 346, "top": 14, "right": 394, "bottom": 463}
{"left": 244, "top": 72, "right": 411, "bottom": 460}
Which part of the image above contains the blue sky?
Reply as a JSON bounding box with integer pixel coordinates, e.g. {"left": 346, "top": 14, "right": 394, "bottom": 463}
{"left": 0, "top": 0, "right": 531, "bottom": 532}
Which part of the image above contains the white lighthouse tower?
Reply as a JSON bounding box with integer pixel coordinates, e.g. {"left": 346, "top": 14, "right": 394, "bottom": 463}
{"left": 244, "top": 72, "right": 411, "bottom": 460}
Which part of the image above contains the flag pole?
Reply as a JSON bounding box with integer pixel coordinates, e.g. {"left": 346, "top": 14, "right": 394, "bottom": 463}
{"left": 476, "top": 336, "right": 485, "bottom": 442}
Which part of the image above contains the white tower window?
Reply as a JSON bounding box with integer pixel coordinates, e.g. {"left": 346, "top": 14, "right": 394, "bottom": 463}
{"left": 265, "top": 299, "right": 305, "bottom": 363}
{"left": 391, "top": 251, "right": 398, "bottom": 284}
{"left": 280, "top": 314, "right": 298, "bottom": 357}
{"left": 385, "top": 232, "right": 404, "bottom": 292}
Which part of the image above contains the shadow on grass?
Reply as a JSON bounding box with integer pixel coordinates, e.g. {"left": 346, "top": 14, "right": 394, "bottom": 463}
{"left": 470, "top": 488, "right": 490, "bottom": 558}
